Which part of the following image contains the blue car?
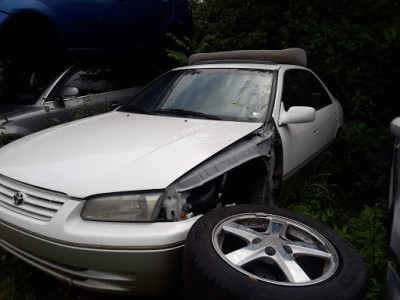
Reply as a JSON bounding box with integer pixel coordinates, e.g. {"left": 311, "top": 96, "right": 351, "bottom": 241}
{"left": 0, "top": 0, "right": 193, "bottom": 58}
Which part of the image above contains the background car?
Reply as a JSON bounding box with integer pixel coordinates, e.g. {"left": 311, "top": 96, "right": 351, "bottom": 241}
{"left": 0, "top": 59, "right": 161, "bottom": 141}
{"left": 0, "top": 0, "right": 193, "bottom": 112}
{"left": 0, "top": 0, "right": 193, "bottom": 59}
{"left": 386, "top": 117, "right": 400, "bottom": 299}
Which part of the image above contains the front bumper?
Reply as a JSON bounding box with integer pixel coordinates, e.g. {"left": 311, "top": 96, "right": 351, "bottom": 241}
{"left": 0, "top": 175, "right": 199, "bottom": 295}
{"left": 0, "top": 215, "right": 198, "bottom": 295}
{"left": 0, "top": 220, "right": 188, "bottom": 295}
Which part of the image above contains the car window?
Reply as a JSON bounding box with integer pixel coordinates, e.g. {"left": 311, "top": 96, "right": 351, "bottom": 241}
{"left": 299, "top": 70, "right": 332, "bottom": 109}
{"left": 120, "top": 68, "right": 274, "bottom": 122}
{"left": 49, "top": 62, "right": 161, "bottom": 102}
{"left": 281, "top": 69, "right": 308, "bottom": 110}
{"left": 55, "top": 66, "right": 115, "bottom": 99}
{"left": 282, "top": 69, "right": 332, "bottom": 111}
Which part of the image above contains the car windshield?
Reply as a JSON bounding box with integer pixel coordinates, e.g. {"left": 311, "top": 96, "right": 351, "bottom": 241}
{"left": 119, "top": 68, "right": 274, "bottom": 122}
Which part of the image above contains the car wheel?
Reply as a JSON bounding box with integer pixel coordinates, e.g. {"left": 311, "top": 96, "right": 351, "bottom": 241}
{"left": 183, "top": 205, "right": 366, "bottom": 300}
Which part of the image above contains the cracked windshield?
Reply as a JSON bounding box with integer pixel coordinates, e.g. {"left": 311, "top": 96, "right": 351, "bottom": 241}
{"left": 120, "top": 68, "right": 273, "bottom": 122}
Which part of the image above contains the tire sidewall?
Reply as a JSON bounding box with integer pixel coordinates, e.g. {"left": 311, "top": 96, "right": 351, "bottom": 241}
{"left": 183, "top": 205, "right": 366, "bottom": 300}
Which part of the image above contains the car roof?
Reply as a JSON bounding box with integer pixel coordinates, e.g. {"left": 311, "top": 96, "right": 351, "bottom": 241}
{"left": 188, "top": 48, "right": 307, "bottom": 67}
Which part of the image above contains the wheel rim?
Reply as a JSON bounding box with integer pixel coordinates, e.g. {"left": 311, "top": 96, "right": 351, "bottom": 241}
{"left": 212, "top": 212, "right": 339, "bottom": 286}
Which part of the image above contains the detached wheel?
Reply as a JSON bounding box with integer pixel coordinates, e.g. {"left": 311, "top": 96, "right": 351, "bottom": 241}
{"left": 183, "top": 205, "right": 366, "bottom": 300}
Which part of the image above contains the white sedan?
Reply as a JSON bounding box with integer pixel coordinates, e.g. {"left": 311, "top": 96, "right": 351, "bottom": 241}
{"left": 0, "top": 49, "right": 351, "bottom": 297}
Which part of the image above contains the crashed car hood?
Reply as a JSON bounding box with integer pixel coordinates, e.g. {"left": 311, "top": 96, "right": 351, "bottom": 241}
{"left": 0, "top": 111, "right": 262, "bottom": 198}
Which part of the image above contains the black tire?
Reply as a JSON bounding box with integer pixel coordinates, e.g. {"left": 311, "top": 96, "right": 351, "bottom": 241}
{"left": 183, "top": 205, "right": 366, "bottom": 300}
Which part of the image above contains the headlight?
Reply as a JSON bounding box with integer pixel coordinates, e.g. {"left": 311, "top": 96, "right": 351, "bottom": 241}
{"left": 81, "top": 192, "right": 163, "bottom": 222}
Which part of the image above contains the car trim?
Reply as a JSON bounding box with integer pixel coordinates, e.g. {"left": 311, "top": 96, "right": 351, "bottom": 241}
{"left": 46, "top": 87, "right": 139, "bottom": 104}
{"left": 264, "top": 69, "right": 279, "bottom": 125}
{"left": 0, "top": 218, "right": 186, "bottom": 250}
{"left": 40, "top": 65, "right": 76, "bottom": 105}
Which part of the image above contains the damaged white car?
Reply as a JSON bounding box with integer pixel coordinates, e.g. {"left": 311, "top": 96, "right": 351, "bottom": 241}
{"left": 0, "top": 49, "right": 347, "bottom": 296}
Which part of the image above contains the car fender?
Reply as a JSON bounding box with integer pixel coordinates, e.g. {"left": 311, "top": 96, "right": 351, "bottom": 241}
{"left": 0, "top": 1, "right": 60, "bottom": 51}
{"left": 0, "top": 1, "right": 58, "bottom": 24}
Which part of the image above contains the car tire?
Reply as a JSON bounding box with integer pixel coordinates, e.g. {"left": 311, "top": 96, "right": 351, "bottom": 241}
{"left": 183, "top": 205, "right": 366, "bottom": 300}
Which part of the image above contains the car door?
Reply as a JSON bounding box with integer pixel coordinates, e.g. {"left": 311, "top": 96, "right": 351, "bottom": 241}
{"left": 43, "top": 64, "right": 135, "bottom": 123}
{"left": 43, "top": 64, "right": 116, "bottom": 123}
{"left": 97, "top": 0, "right": 173, "bottom": 50}
{"left": 298, "top": 69, "right": 338, "bottom": 150}
{"left": 275, "top": 68, "right": 338, "bottom": 178}
{"left": 48, "top": 0, "right": 173, "bottom": 51}
{"left": 275, "top": 68, "right": 319, "bottom": 177}
{"left": 43, "top": 61, "right": 161, "bottom": 123}
{"left": 47, "top": 1, "right": 104, "bottom": 49}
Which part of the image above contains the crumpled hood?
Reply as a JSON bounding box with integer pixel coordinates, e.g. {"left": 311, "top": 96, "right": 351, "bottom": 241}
{"left": 0, "top": 111, "right": 261, "bottom": 198}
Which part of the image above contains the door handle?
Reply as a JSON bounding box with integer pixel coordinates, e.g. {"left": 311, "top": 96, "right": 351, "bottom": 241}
{"left": 314, "top": 129, "right": 319, "bottom": 134}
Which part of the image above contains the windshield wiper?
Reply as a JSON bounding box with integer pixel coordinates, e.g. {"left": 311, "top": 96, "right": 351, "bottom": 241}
{"left": 119, "top": 105, "right": 154, "bottom": 115}
{"left": 156, "top": 108, "right": 221, "bottom": 120}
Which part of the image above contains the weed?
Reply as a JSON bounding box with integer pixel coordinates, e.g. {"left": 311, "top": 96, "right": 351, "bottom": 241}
{"left": 282, "top": 152, "right": 388, "bottom": 299}
{"left": 73, "top": 94, "right": 111, "bottom": 120}
{"left": 0, "top": 117, "right": 12, "bottom": 147}
{"left": 43, "top": 103, "right": 60, "bottom": 125}
{"left": 0, "top": 249, "right": 36, "bottom": 300}
{"left": 165, "top": 33, "right": 193, "bottom": 66}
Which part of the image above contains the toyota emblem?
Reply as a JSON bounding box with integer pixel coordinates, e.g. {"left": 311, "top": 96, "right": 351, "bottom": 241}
{"left": 12, "top": 192, "right": 25, "bottom": 206}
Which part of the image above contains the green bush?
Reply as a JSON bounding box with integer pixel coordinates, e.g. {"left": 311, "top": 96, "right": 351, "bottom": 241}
{"left": 281, "top": 153, "right": 388, "bottom": 299}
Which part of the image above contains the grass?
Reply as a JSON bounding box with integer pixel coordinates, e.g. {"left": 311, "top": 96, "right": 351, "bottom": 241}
{"left": 281, "top": 151, "right": 389, "bottom": 299}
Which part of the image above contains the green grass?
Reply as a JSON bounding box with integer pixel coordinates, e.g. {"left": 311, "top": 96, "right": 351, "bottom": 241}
{"left": 281, "top": 153, "right": 388, "bottom": 299}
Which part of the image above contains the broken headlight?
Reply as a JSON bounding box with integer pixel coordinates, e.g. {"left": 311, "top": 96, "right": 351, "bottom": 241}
{"left": 81, "top": 192, "right": 163, "bottom": 222}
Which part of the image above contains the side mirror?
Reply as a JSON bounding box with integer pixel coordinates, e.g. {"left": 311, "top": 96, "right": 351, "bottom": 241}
{"left": 391, "top": 117, "right": 400, "bottom": 137}
{"left": 279, "top": 106, "right": 316, "bottom": 125}
{"left": 55, "top": 86, "right": 79, "bottom": 98}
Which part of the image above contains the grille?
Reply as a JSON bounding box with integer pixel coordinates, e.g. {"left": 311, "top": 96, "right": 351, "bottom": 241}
{"left": 0, "top": 175, "right": 69, "bottom": 221}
